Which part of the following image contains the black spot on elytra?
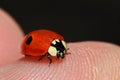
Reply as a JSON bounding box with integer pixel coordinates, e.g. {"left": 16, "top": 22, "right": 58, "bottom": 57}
{"left": 26, "top": 36, "right": 32, "bottom": 45}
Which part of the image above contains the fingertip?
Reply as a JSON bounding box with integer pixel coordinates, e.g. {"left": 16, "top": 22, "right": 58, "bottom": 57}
{"left": 0, "top": 41, "right": 120, "bottom": 80}
{"left": 0, "top": 8, "right": 24, "bottom": 66}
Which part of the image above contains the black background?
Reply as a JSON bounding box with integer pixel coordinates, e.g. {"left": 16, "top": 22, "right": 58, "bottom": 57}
{"left": 1, "top": 0, "right": 120, "bottom": 45}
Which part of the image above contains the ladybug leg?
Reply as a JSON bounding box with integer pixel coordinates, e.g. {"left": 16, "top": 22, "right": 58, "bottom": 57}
{"left": 39, "top": 53, "right": 52, "bottom": 65}
{"left": 25, "top": 54, "right": 29, "bottom": 57}
{"left": 66, "top": 52, "right": 71, "bottom": 55}
{"left": 46, "top": 53, "right": 52, "bottom": 65}
{"left": 39, "top": 54, "right": 46, "bottom": 61}
{"left": 66, "top": 48, "right": 71, "bottom": 55}
{"left": 47, "top": 57, "right": 52, "bottom": 66}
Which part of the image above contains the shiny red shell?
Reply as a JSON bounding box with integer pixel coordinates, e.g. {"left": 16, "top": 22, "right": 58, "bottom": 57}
{"left": 21, "top": 29, "right": 64, "bottom": 56}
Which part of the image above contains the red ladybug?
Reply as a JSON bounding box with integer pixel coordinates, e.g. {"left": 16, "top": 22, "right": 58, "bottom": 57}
{"left": 21, "top": 29, "right": 67, "bottom": 64}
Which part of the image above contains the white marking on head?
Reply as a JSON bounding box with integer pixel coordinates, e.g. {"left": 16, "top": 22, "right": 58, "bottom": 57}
{"left": 48, "top": 39, "right": 67, "bottom": 57}
{"left": 55, "top": 39, "right": 60, "bottom": 42}
{"left": 60, "top": 52, "right": 63, "bottom": 56}
{"left": 51, "top": 39, "right": 60, "bottom": 45}
{"left": 52, "top": 40, "right": 56, "bottom": 45}
{"left": 48, "top": 46, "right": 57, "bottom": 56}
{"left": 62, "top": 40, "right": 67, "bottom": 49}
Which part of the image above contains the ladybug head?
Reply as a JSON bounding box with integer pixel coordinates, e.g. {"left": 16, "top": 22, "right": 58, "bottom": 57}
{"left": 48, "top": 39, "right": 67, "bottom": 59}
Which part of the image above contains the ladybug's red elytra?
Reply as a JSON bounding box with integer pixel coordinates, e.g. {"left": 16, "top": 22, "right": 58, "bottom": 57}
{"left": 21, "top": 29, "right": 68, "bottom": 64}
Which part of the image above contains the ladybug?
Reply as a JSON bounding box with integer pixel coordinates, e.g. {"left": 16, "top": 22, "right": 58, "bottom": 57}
{"left": 21, "top": 29, "right": 68, "bottom": 64}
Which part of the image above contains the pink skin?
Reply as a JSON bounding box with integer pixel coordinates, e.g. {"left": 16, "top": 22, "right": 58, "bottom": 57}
{"left": 0, "top": 9, "right": 120, "bottom": 80}
{"left": 0, "top": 9, "right": 24, "bottom": 66}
